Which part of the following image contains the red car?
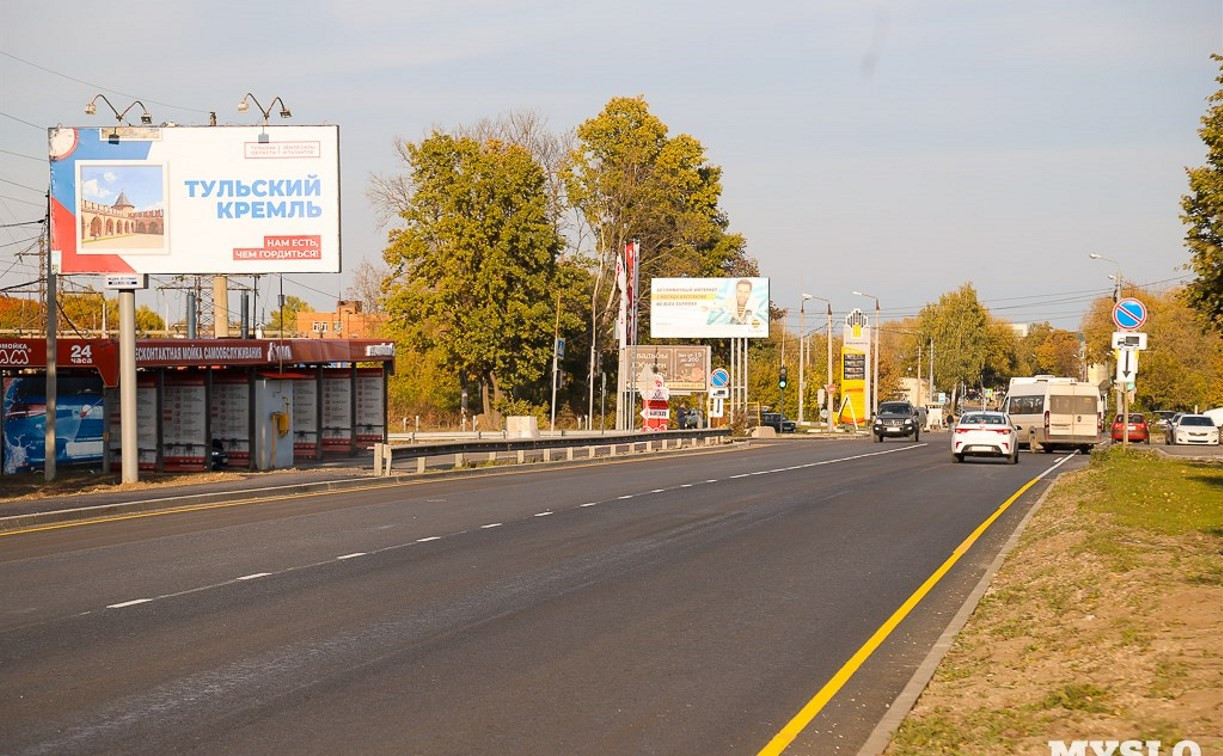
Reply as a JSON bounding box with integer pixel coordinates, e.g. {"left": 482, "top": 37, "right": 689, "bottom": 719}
{"left": 1110, "top": 413, "right": 1149, "bottom": 443}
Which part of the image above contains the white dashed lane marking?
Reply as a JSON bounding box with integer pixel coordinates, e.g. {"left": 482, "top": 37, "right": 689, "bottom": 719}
{"left": 107, "top": 599, "right": 152, "bottom": 609}
{"left": 91, "top": 444, "right": 927, "bottom": 615}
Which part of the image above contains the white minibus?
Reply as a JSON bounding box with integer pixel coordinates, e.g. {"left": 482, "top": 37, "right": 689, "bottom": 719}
{"left": 1002, "top": 376, "right": 1101, "bottom": 453}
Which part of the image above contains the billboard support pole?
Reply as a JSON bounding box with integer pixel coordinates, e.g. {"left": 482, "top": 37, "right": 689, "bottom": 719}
{"left": 120, "top": 289, "right": 138, "bottom": 483}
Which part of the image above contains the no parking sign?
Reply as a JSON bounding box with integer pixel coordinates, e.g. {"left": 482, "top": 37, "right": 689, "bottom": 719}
{"left": 1111, "top": 298, "right": 1147, "bottom": 330}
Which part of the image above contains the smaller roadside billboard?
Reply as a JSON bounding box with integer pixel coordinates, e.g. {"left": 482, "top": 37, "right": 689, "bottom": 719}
{"left": 627, "top": 345, "right": 710, "bottom": 395}
{"left": 650, "top": 278, "right": 770, "bottom": 339}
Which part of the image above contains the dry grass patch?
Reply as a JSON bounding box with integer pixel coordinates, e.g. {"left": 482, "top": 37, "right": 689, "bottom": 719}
{"left": 888, "top": 448, "right": 1223, "bottom": 755}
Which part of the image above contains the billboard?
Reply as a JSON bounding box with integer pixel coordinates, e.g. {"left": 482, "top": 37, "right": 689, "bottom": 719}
{"left": 650, "top": 278, "right": 770, "bottom": 339}
{"left": 627, "top": 345, "right": 710, "bottom": 395}
{"left": 838, "top": 308, "right": 871, "bottom": 426}
{"left": 49, "top": 125, "right": 341, "bottom": 275}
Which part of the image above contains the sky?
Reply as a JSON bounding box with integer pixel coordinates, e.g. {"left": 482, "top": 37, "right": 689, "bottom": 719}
{"left": 1, "top": 0, "right": 1219, "bottom": 335}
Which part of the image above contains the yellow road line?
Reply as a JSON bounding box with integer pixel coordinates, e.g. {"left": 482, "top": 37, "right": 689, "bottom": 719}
{"left": 758, "top": 473, "right": 1044, "bottom": 755}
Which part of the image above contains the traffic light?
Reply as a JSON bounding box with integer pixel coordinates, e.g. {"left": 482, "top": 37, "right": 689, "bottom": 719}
{"left": 779, "top": 366, "right": 788, "bottom": 389}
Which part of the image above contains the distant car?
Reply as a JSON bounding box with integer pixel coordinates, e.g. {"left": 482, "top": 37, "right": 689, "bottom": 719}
{"left": 210, "top": 439, "right": 229, "bottom": 470}
{"left": 872, "top": 401, "right": 921, "bottom": 442}
{"left": 1152, "top": 410, "right": 1178, "bottom": 429}
{"left": 1163, "top": 413, "right": 1186, "bottom": 444}
{"left": 676, "top": 407, "right": 703, "bottom": 430}
{"left": 760, "top": 412, "right": 796, "bottom": 433}
{"left": 1167, "top": 414, "right": 1220, "bottom": 446}
{"left": 1110, "top": 413, "right": 1149, "bottom": 444}
{"left": 952, "top": 411, "right": 1019, "bottom": 464}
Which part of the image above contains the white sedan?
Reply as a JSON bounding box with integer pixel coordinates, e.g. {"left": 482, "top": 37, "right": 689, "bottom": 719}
{"left": 1168, "top": 414, "right": 1221, "bottom": 445}
{"left": 952, "top": 411, "right": 1019, "bottom": 464}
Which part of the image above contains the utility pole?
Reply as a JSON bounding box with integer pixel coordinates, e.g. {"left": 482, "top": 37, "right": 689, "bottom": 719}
{"left": 43, "top": 219, "right": 57, "bottom": 482}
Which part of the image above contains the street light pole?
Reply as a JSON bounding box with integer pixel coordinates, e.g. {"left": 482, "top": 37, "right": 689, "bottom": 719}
{"left": 853, "top": 290, "right": 880, "bottom": 417}
{"left": 798, "top": 294, "right": 812, "bottom": 423}
{"left": 827, "top": 302, "right": 834, "bottom": 434}
{"left": 1089, "top": 253, "right": 1122, "bottom": 302}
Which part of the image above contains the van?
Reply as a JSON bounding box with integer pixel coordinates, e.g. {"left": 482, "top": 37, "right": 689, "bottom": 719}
{"left": 1002, "top": 376, "right": 1101, "bottom": 453}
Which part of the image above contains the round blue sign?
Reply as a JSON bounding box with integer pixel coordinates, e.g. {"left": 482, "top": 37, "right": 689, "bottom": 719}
{"left": 710, "top": 368, "right": 730, "bottom": 387}
{"left": 1112, "top": 298, "right": 1147, "bottom": 330}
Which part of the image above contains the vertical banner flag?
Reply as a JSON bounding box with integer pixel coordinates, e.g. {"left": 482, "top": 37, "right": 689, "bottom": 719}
{"left": 615, "top": 249, "right": 628, "bottom": 350}
{"left": 625, "top": 240, "right": 639, "bottom": 339}
{"left": 838, "top": 308, "right": 871, "bottom": 426}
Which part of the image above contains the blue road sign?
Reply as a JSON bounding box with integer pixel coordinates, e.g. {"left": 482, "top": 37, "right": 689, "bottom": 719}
{"left": 710, "top": 368, "right": 730, "bottom": 388}
{"left": 1112, "top": 298, "right": 1147, "bottom": 330}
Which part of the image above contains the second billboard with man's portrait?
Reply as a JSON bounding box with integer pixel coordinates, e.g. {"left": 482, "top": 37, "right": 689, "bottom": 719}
{"left": 650, "top": 278, "right": 770, "bottom": 339}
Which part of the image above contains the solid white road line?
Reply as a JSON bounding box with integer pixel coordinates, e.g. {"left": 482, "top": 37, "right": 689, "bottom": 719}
{"left": 337, "top": 553, "right": 366, "bottom": 560}
{"left": 236, "top": 572, "right": 271, "bottom": 581}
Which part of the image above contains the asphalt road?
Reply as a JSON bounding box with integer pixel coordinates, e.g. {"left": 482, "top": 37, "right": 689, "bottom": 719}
{"left": 0, "top": 434, "right": 1084, "bottom": 755}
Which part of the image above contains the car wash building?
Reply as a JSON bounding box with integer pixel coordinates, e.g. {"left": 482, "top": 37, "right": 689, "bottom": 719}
{"left": 1, "top": 337, "right": 394, "bottom": 475}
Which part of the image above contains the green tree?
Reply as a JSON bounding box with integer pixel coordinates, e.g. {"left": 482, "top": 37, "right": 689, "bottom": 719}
{"left": 562, "top": 97, "right": 756, "bottom": 398}
{"left": 0, "top": 296, "right": 42, "bottom": 333}
{"left": 134, "top": 305, "right": 164, "bottom": 336}
{"left": 58, "top": 289, "right": 114, "bottom": 336}
{"left": 266, "top": 295, "right": 312, "bottom": 337}
{"left": 1182, "top": 53, "right": 1223, "bottom": 334}
{"left": 916, "top": 284, "right": 992, "bottom": 407}
{"left": 381, "top": 132, "right": 581, "bottom": 419}
{"left": 1081, "top": 287, "right": 1223, "bottom": 410}
{"left": 1018, "top": 323, "right": 1083, "bottom": 378}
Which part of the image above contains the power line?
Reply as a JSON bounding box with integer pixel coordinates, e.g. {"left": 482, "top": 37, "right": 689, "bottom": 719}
{"left": 0, "top": 234, "right": 40, "bottom": 249}
{"left": 0, "top": 147, "right": 43, "bottom": 162}
{"left": 0, "top": 110, "right": 43, "bottom": 130}
{"left": 0, "top": 218, "right": 44, "bottom": 228}
{"left": 0, "top": 194, "right": 43, "bottom": 207}
{"left": 0, "top": 49, "right": 212, "bottom": 115}
{"left": 0, "top": 176, "right": 44, "bottom": 193}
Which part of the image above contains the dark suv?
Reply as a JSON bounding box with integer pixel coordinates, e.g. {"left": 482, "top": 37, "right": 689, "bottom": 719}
{"left": 760, "top": 412, "right": 797, "bottom": 433}
{"left": 872, "top": 401, "right": 921, "bottom": 442}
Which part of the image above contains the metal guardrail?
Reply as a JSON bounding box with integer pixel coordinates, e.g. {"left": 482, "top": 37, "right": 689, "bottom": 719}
{"left": 371, "top": 428, "right": 732, "bottom": 476}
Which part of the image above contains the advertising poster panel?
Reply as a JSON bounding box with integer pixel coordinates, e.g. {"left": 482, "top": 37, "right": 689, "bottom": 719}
{"left": 109, "top": 374, "right": 158, "bottom": 470}
{"left": 650, "top": 278, "right": 769, "bottom": 339}
{"left": 293, "top": 378, "right": 319, "bottom": 459}
{"left": 837, "top": 309, "right": 871, "bottom": 427}
{"left": 355, "top": 369, "right": 385, "bottom": 444}
{"left": 49, "top": 125, "right": 341, "bottom": 275}
{"left": 211, "top": 373, "right": 251, "bottom": 467}
{"left": 628, "top": 345, "right": 710, "bottom": 395}
{"left": 321, "top": 370, "right": 353, "bottom": 451}
{"left": 2, "top": 375, "right": 104, "bottom": 473}
{"left": 162, "top": 374, "right": 207, "bottom": 470}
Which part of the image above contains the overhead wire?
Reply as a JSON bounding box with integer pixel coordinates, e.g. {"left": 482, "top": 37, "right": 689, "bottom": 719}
{"left": 0, "top": 49, "right": 213, "bottom": 116}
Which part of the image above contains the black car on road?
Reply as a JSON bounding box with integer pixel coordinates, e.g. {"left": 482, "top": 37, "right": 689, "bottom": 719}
{"left": 872, "top": 401, "right": 922, "bottom": 442}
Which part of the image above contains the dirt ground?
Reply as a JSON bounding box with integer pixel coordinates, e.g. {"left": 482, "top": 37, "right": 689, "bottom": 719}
{"left": 887, "top": 463, "right": 1223, "bottom": 754}
{"left": 0, "top": 468, "right": 247, "bottom": 501}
